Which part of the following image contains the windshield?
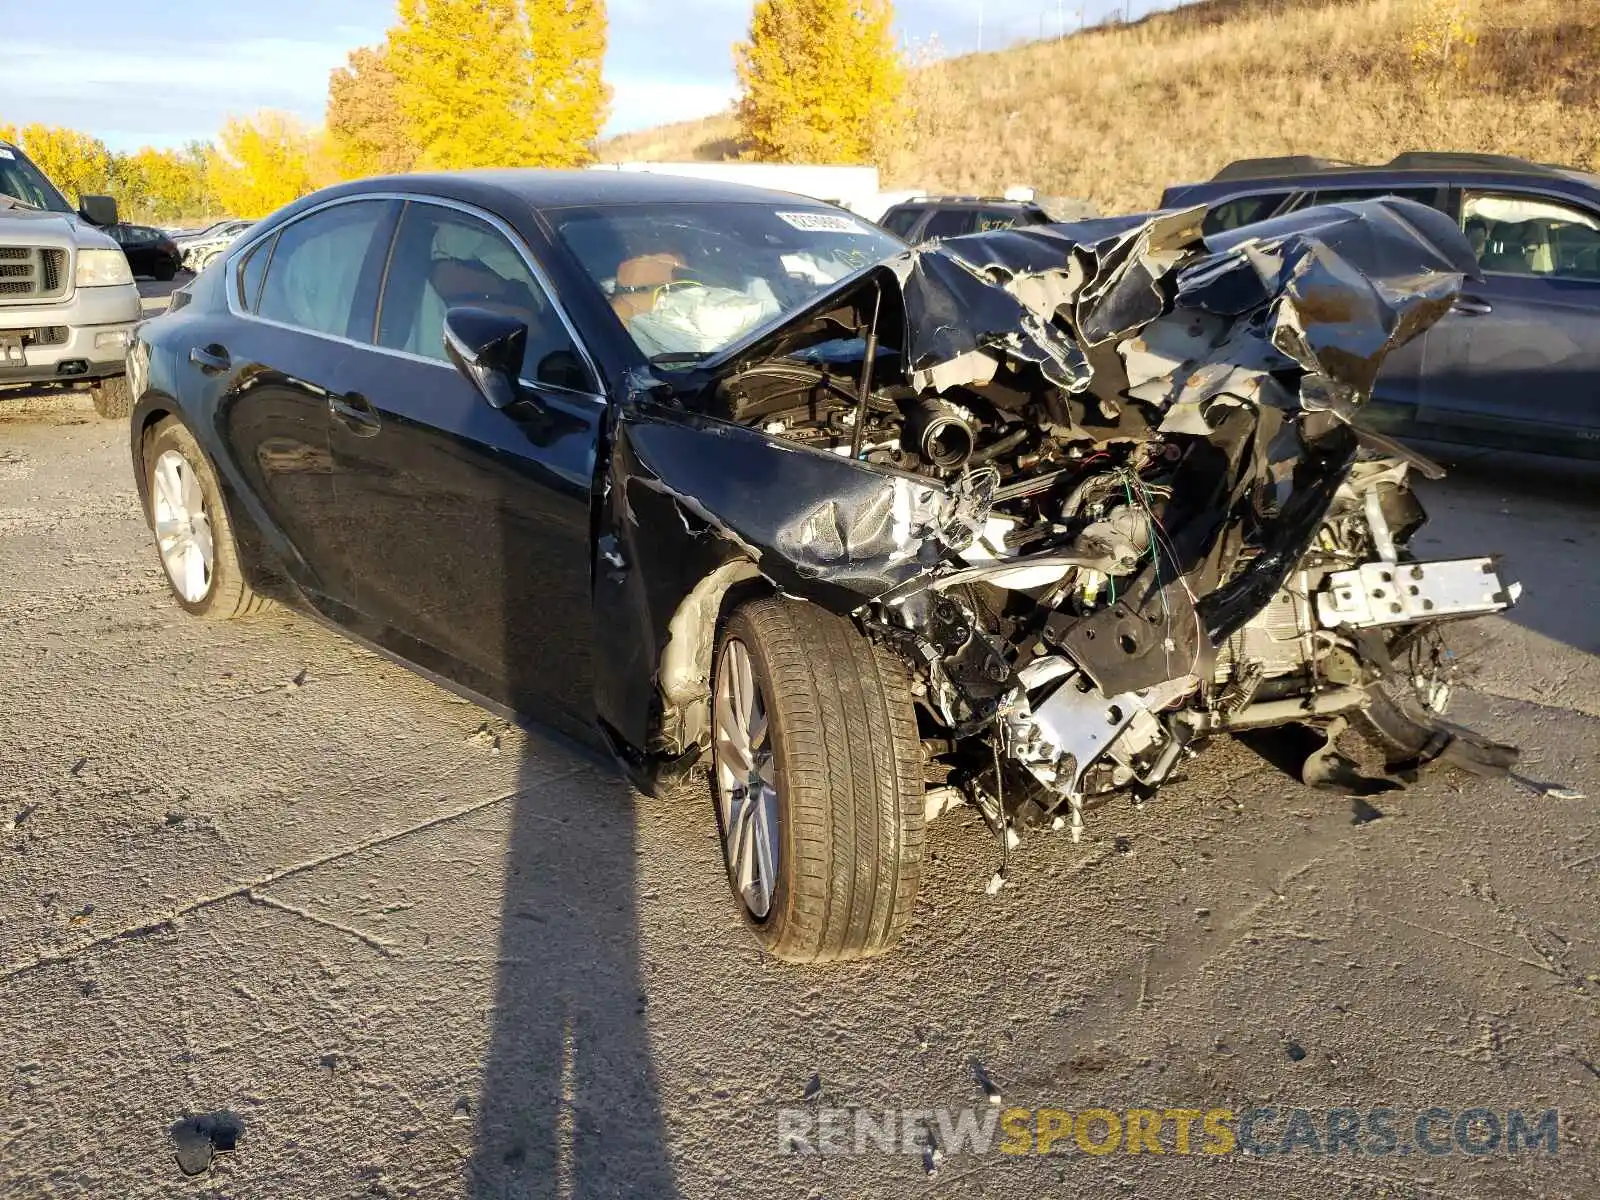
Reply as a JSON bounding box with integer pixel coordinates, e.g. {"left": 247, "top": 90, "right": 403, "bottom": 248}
{"left": 0, "top": 145, "right": 73, "bottom": 214}
{"left": 551, "top": 202, "right": 904, "bottom": 364}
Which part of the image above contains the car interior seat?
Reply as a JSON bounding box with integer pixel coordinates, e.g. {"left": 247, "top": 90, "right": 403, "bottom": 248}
{"left": 610, "top": 253, "right": 685, "bottom": 325}
{"left": 1479, "top": 221, "right": 1533, "bottom": 274}
{"left": 1521, "top": 225, "right": 1555, "bottom": 275}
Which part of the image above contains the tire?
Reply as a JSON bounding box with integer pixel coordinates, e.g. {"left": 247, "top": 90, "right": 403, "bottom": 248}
{"left": 155, "top": 261, "right": 176, "bottom": 282}
{"left": 142, "top": 417, "right": 269, "bottom": 620}
{"left": 711, "top": 596, "right": 925, "bottom": 962}
{"left": 90, "top": 375, "right": 132, "bottom": 419}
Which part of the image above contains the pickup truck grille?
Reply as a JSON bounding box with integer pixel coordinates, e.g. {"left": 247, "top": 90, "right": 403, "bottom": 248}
{"left": 0, "top": 326, "right": 69, "bottom": 347}
{"left": 0, "top": 247, "right": 68, "bottom": 300}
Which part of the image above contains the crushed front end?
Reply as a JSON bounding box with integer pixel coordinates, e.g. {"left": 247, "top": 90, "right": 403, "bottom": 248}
{"left": 633, "top": 197, "right": 1521, "bottom": 848}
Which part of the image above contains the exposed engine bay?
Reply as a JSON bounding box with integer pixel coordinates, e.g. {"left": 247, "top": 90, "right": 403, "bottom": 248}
{"left": 628, "top": 198, "right": 1523, "bottom": 850}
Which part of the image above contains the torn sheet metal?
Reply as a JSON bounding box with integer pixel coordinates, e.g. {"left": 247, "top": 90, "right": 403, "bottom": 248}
{"left": 599, "top": 197, "right": 1520, "bottom": 835}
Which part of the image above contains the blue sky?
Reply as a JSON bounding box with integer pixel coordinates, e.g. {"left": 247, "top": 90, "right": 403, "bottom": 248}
{"left": 0, "top": 0, "right": 1189, "bottom": 151}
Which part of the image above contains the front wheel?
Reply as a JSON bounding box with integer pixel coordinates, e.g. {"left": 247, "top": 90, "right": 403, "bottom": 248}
{"left": 711, "top": 596, "right": 925, "bottom": 962}
{"left": 90, "top": 375, "right": 131, "bottom": 419}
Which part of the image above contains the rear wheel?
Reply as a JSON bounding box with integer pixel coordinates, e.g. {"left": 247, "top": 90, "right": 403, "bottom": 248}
{"left": 711, "top": 596, "right": 925, "bottom": 962}
{"left": 142, "top": 418, "right": 268, "bottom": 620}
{"left": 155, "top": 261, "right": 176, "bottom": 282}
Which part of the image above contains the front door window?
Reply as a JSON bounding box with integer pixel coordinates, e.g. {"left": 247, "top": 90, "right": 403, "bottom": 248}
{"left": 1462, "top": 192, "right": 1600, "bottom": 280}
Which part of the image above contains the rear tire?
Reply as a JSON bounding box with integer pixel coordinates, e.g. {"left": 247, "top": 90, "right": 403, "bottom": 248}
{"left": 155, "top": 262, "right": 176, "bottom": 282}
{"left": 711, "top": 596, "right": 925, "bottom": 962}
{"left": 90, "top": 375, "right": 132, "bottom": 419}
{"left": 142, "top": 417, "right": 269, "bottom": 620}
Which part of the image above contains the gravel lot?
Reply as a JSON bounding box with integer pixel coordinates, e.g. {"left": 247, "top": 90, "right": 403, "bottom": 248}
{"left": 2, "top": 284, "right": 1597, "bottom": 1197}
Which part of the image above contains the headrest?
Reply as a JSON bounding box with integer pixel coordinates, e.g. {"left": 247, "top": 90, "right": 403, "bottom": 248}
{"left": 430, "top": 257, "right": 503, "bottom": 303}
{"left": 616, "top": 253, "right": 683, "bottom": 289}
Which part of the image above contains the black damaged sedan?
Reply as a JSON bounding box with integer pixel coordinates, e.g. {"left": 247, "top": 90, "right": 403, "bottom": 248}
{"left": 127, "top": 173, "right": 1519, "bottom": 961}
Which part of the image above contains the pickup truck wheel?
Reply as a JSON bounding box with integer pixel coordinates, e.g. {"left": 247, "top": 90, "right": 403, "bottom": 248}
{"left": 711, "top": 596, "right": 925, "bottom": 962}
{"left": 90, "top": 375, "right": 132, "bottom": 419}
{"left": 142, "top": 418, "right": 268, "bottom": 619}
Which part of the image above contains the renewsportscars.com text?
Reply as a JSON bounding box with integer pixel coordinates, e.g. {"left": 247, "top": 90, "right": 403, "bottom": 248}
{"left": 777, "top": 1105, "right": 1560, "bottom": 1158}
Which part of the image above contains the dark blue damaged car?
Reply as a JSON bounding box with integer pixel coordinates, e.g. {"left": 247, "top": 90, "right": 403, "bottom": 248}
{"left": 1164, "top": 151, "right": 1600, "bottom": 459}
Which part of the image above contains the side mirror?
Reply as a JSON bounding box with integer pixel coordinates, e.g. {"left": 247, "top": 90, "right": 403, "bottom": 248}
{"left": 443, "top": 307, "right": 528, "bottom": 411}
{"left": 78, "top": 194, "right": 118, "bottom": 227}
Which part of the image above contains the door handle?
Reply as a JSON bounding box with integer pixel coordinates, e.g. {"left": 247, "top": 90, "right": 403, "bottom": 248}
{"left": 1452, "top": 296, "right": 1493, "bottom": 316}
{"left": 189, "top": 344, "right": 231, "bottom": 373}
{"left": 329, "top": 390, "right": 381, "bottom": 437}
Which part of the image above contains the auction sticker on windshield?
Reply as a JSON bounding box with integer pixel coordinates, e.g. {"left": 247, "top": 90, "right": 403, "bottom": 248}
{"left": 776, "top": 211, "right": 869, "bottom": 235}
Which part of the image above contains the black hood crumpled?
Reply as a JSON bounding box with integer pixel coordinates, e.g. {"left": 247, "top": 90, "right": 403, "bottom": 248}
{"left": 597, "top": 198, "right": 1506, "bottom": 782}
{"left": 665, "top": 196, "right": 1478, "bottom": 611}
{"left": 879, "top": 197, "right": 1477, "bottom": 425}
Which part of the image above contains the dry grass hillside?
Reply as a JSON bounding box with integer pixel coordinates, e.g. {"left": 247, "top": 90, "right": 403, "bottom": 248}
{"left": 598, "top": 0, "right": 1600, "bottom": 213}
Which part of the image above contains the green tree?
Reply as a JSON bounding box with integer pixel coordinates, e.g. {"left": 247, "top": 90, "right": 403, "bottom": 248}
{"left": 327, "top": 44, "right": 418, "bottom": 180}
{"left": 206, "top": 111, "right": 317, "bottom": 218}
{"left": 735, "top": 0, "right": 905, "bottom": 164}
{"left": 387, "top": 0, "right": 610, "bottom": 170}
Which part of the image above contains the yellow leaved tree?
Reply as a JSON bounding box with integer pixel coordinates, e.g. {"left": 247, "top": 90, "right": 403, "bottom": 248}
{"left": 0, "top": 123, "right": 114, "bottom": 202}
{"left": 327, "top": 44, "right": 418, "bottom": 180}
{"left": 206, "top": 112, "right": 318, "bottom": 219}
{"left": 116, "top": 145, "right": 216, "bottom": 225}
{"left": 735, "top": 0, "right": 905, "bottom": 164}
{"left": 387, "top": 0, "right": 610, "bottom": 171}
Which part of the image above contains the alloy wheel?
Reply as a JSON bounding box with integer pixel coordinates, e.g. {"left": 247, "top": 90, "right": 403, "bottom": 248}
{"left": 713, "top": 637, "right": 780, "bottom": 920}
{"left": 150, "top": 449, "right": 214, "bottom": 603}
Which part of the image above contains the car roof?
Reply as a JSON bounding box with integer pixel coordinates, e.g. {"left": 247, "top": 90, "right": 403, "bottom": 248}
{"left": 890, "top": 196, "right": 1039, "bottom": 207}
{"left": 1168, "top": 152, "right": 1600, "bottom": 198}
{"left": 326, "top": 169, "right": 838, "bottom": 212}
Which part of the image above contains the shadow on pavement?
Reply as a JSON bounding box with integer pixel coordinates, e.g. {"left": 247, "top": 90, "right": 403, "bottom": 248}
{"left": 463, "top": 430, "right": 679, "bottom": 1198}
{"left": 466, "top": 740, "right": 678, "bottom": 1198}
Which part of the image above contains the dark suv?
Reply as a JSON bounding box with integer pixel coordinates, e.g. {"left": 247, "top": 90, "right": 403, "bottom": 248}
{"left": 878, "top": 195, "right": 1054, "bottom": 242}
{"left": 1163, "top": 152, "right": 1600, "bottom": 459}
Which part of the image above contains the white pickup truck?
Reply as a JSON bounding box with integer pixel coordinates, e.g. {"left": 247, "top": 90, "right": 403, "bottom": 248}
{"left": 0, "top": 138, "right": 141, "bottom": 418}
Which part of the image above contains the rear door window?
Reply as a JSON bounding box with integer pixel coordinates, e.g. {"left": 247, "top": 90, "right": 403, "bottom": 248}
{"left": 1201, "top": 193, "right": 1289, "bottom": 235}
{"left": 921, "top": 208, "right": 978, "bottom": 240}
{"left": 1308, "top": 186, "right": 1445, "bottom": 211}
{"left": 973, "top": 208, "right": 1027, "bottom": 232}
{"left": 255, "top": 200, "right": 395, "bottom": 341}
{"left": 1462, "top": 191, "right": 1600, "bottom": 279}
{"left": 376, "top": 201, "right": 594, "bottom": 392}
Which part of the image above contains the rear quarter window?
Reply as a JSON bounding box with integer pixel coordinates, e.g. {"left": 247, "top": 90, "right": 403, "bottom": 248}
{"left": 236, "top": 234, "right": 275, "bottom": 313}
